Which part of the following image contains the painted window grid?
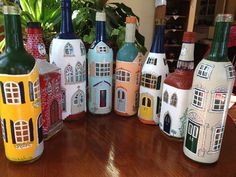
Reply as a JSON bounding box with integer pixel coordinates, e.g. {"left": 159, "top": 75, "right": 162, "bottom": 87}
{"left": 141, "top": 74, "right": 157, "bottom": 89}
{"left": 96, "top": 63, "right": 111, "bottom": 76}
{"left": 116, "top": 70, "right": 131, "bottom": 82}
{"left": 97, "top": 46, "right": 108, "bottom": 53}
{"left": 197, "top": 64, "right": 213, "bottom": 79}
{"left": 64, "top": 43, "right": 74, "bottom": 56}
{"left": 80, "top": 42, "right": 86, "bottom": 56}
{"left": 4, "top": 82, "right": 21, "bottom": 104}
{"left": 225, "top": 65, "right": 235, "bottom": 79}
{"left": 164, "top": 90, "right": 169, "bottom": 103}
{"left": 33, "top": 80, "right": 40, "bottom": 100}
{"left": 75, "top": 62, "right": 83, "bottom": 82}
{"left": 212, "top": 127, "right": 224, "bottom": 151}
{"left": 14, "top": 120, "right": 30, "bottom": 143}
{"left": 212, "top": 92, "right": 226, "bottom": 111}
{"left": 147, "top": 57, "right": 157, "bottom": 65}
{"left": 170, "top": 93, "right": 177, "bottom": 107}
{"left": 65, "top": 65, "right": 74, "bottom": 83}
{"left": 192, "top": 88, "right": 205, "bottom": 109}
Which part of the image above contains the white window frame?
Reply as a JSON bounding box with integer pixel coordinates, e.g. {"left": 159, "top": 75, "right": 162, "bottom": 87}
{"left": 146, "top": 57, "right": 157, "bottom": 65}
{"left": 163, "top": 90, "right": 169, "bottom": 103}
{"left": 197, "top": 64, "right": 213, "bottom": 79}
{"left": 211, "top": 92, "right": 226, "bottom": 112}
{"left": 64, "top": 43, "right": 74, "bottom": 56}
{"left": 14, "top": 120, "right": 30, "bottom": 144}
{"left": 141, "top": 74, "right": 158, "bottom": 89}
{"left": 4, "top": 82, "right": 21, "bottom": 104}
{"left": 95, "top": 62, "right": 111, "bottom": 77}
{"left": 65, "top": 65, "right": 74, "bottom": 83}
{"left": 33, "top": 80, "right": 40, "bottom": 100}
{"left": 116, "top": 70, "right": 131, "bottom": 82}
{"left": 225, "top": 64, "right": 235, "bottom": 79}
{"left": 96, "top": 46, "right": 109, "bottom": 53}
{"left": 192, "top": 88, "right": 205, "bottom": 109}
{"left": 212, "top": 127, "right": 224, "bottom": 151}
{"left": 75, "top": 62, "right": 83, "bottom": 82}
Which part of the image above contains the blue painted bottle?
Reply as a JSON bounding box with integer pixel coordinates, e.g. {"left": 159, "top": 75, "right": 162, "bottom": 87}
{"left": 88, "top": 12, "right": 113, "bottom": 114}
{"left": 115, "top": 16, "right": 142, "bottom": 116}
{"left": 50, "top": 0, "right": 87, "bottom": 120}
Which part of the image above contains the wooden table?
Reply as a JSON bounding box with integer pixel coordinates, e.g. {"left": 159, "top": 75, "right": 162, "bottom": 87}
{"left": 0, "top": 112, "right": 236, "bottom": 177}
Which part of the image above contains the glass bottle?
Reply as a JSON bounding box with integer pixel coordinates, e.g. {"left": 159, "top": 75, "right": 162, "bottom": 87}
{"left": 159, "top": 32, "right": 195, "bottom": 139}
{"left": 138, "top": 19, "right": 169, "bottom": 124}
{"left": 87, "top": 11, "right": 113, "bottom": 114}
{"left": 183, "top": 14, "right": 235, "bottom": 163}
{"left": 26, "top": 22, "right": 63, "bottom": 140}
{"left": 114, "top": 16, "right": 142, "bottom": 116}
{"left": 50, "top": 0, "right": 87, "bottom": 120}
{"left": 0, "top": 6, "right": 43, "bottom": 162}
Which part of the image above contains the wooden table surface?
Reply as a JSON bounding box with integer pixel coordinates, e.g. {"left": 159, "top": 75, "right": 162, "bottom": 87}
{"left": 0, "top": 112, "right": 236, "bottom": 177}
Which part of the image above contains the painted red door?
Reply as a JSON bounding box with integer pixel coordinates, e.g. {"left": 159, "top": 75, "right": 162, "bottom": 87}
{"left": 50, "top": 100, "right": 59, "bottom": 125}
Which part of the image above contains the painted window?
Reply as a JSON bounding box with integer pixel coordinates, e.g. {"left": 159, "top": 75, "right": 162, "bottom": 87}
{"left": 197, "top": 64, "right": 213, "bottom": 79}
{"left": 96, "top": 63, "right": 111, "bottom": 76}
{"left": 116, "top": 70, "right": 131, "bottom": 82}
{"left": 65, "top": 65, "right": 74, "bottom": 83}
{"left": 96, "top": 46, "right": 109, "bottom": 53}
{"left": 164, "top": 90, "right": 169, "bottom": 103}
{"left": 33, "top": 80, "right": 40, "bottom": 100}
{"left": 83, "top": 61, "right": 86, "bottom": 81}
{"left": 147, "top": 57, "right": 157, "bottom": 65}
{"left": 1, "top": 119, "right": 6, "bottom": 141}
{"left": 73, "top": 93, "right": 80, "bottom": 105}
{"left": 55, "top": 79, "right": 60, "bottom": 92}
{"left": 64, "top": 43, "right": 74, "bottom": 56}
{"left": 192, "top": 88, "right": 205, "bottom": 109}
{"left": 225, "top": 65, "right": 235, "bottom": 79}
{"left": 212, "top": 127, "right": 224, "bottom": 151}
{"left": 212, "top": 92, "right": 226, "bottom": 111}
{"left": 4, "top": 82, "right": 21, "bottom": 104}
{"left": 80, "top": 42, "right": 86, "bottom": 56}
{"left": 170, "top": 93, "right": 177, "bottom": 107}
{"left": 47, "top": 82, "right": 52, "bottom": 95}
{"left": 188, "top": 123, "right": 193, "bottom": 135}
{"left": 62, "top": 90, "right": 66, "bottom": 111}
{"left": 14, "top": 120, "right": 30, "bottom": 143}
{"left": 75, "top": 62, "right": 83, "bottom": 82}
{"left": 141, "top": 74, "right": 158, "bottom": 89}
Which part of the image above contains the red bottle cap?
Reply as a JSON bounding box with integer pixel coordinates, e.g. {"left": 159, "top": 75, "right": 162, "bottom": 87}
{"left": 182, "top": 32, "right": 196, "bottom": 43}
{"left": 126, "top": 16, "right": 137, "bottom": 24}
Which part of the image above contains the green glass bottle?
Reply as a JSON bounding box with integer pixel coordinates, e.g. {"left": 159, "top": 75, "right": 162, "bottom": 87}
{"left": 183, "top": 14, "right": 234, "bottom": 163}
{"left": 0, "top": 6, "right": 44, "bottom": 162}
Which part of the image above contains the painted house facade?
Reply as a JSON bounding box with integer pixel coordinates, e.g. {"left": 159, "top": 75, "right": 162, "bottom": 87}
{"left": 50, "top": 39, "right": 86, "bottom": 120}
{"left": 183, "top": 59, "right": 235, "bottom": 163}
{"left": 0, "top": 68, "right": 44, "bottom": 161}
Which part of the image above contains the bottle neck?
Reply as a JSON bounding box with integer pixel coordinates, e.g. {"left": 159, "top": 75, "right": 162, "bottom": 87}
{"left": 207, "top": 21, "right": 231, "bottom": 62}
{"left": 177, "top": 43, "right": 194, "bottom": 70}
{"left": 96, "top": 21, "right": 106, "bottom": 43}
{"left": 26, "top": 28, "right": 47, "bottom": 60}
{"left": 59, "top": 1, "right": 76, "bottom": 39}
{"left": 125, "top": 23, "right": 136, "bottom": 43}
{"left": 4, "top": 14, "right": 24, "bottom": 52}
{"left": 150, "top": 24, "right": 165, "bottom": 53}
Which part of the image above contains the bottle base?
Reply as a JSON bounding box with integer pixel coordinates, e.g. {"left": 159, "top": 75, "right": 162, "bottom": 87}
{"left": 6, "top": 151, "right": 43, "bottom": 164}
{"left": 139, "top": 118, "right": 157, "bottom": 125}
{"left": 44, "top": 121, "right": 63, "bottom": 141}
{"left": 160, "top": 129, "right": 183, "bottom": 142}
{"left": 114, "top": 110, "right": 136, "bottom": 117}
{"left": 64, "top": 111, "right": 87, "bottom": 121}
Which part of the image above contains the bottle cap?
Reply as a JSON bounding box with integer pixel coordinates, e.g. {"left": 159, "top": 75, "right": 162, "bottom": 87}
{"left": 27, "top": 22, "right": 41, "bottom": 28}
{"left": 3, "top": 5, "right": 20, "bottom": 15}
{"left": 216, "top": 14, "right": 233, "bottom": 22}
{"left": 96, "top": 12, "right": 106, "bottom": 22}
{"left": 182, "top": 32, "right": 196, "bottom": 43}
{"left": 126, "top": 16, "right": 137, "bottom": 24}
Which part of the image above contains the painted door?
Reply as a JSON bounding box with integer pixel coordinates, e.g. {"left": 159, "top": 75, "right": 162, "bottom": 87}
{"left": 50, "top": 100, "right": 59, "bottom": 125}
{"left": 185, "top": 121, "right": 200, "bottom": 153}
{"left": 100, "top": 90, "right": 107, "bottom": 108}
{"left": 164, "top": 113, "right": 171, "bottom": 134}
{"left": 139, "top": 95, "right": 153, "bottom": 119}
{"left": 71, "top": 90, "right": 85, "bottom": 114}
{"left": 116, "top": 88, "right": 126, "bottom": 112}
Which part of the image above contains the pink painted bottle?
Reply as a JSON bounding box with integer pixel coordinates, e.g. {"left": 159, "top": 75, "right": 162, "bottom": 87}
{"left": 26, "top": 22, "right": 63, "bottom": 140}
{"left": 114, "top": 16, "right": 142, "bottom": 116}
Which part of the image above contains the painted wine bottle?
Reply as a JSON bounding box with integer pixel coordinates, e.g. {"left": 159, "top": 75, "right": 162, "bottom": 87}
{"left": 114, "top": 16, "right": 142, "bottom": 116}
{"left": 88, "top": 12, "right": 113, "bottom": 114}
{"left": 138, "top": 19, "right": 169, "bottom": 124}
{"left": 26, "top": 22, "right": 63, "bottom": 140}
{"left": 183, "top": 14, "right": 235, "bottom": 163}
{"left": 50, "top": 0, "right": 87, "bottom": 120}
{"left": 159, "top": 32, "right": 195, "bottom": 138}
{"left": 0, "top": 6, "right": 44, "bottom": 162}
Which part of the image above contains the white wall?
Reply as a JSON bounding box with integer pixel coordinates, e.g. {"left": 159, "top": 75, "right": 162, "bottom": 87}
{"left": 108, "top": 0, "right": 155, "bottom": 52}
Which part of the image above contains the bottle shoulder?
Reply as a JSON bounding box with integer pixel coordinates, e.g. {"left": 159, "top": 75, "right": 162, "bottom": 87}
{"left": 0, "top": 50, "right": 35, "bottom": 74}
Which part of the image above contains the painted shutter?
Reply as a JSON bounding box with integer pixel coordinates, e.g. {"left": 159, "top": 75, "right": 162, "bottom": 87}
{"left": 0, "top": 82, "right": 6, "bottom": 104}
{"left": 29, "top": 118, "right": 34, "bottom": 142}
{"left": 18, "top": 82, "right": 25, "bottom": 104}
{"left": 28, "top": 82, "right": 34, "bottom": 101}
{"left": 10, "top": 120, "right": 16, "bottom": 144}
{"left": 3, "top": 119, "right": 8, "bottom": 143}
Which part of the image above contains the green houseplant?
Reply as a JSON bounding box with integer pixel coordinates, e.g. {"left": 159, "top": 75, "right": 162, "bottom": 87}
{"left": 0, "top": 0, "right": 147, "bottom": 54}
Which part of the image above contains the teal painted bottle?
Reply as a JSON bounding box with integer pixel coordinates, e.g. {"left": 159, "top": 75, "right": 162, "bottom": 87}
{"left": 115, "top": 16, "right": 142, "bottom": 116}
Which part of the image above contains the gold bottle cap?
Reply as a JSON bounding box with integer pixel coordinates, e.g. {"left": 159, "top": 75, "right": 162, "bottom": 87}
{"left": 216, "top": 14, "right": 233, "bottom": 22}
{"left": 3, "top": 5, "right": 20, "bottom": 15}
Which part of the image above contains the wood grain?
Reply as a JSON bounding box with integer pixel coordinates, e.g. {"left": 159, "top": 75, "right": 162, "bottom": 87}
{"left": 0, "top": 112, "right": 236, "bottom": 177}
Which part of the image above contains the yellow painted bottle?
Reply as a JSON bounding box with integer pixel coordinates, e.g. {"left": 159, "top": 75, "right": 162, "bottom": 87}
{"left": 0, "top": 6, "right": 44, "bottom": 162}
